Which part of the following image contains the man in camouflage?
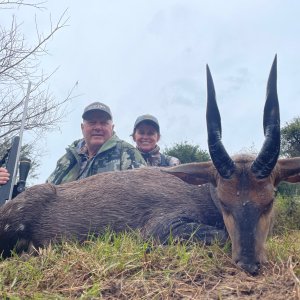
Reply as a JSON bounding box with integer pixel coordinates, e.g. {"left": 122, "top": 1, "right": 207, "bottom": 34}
{"left": 47, "top": 102, "right": 146, "bottom": 185}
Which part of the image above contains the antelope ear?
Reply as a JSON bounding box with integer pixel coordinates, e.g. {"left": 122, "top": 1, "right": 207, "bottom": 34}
{"left": 162, "top": 162, "right": 215, "bottom": 185}
{"left": 284, "top": 174, "right": 300, "bottom": 183}
{"left": 276, "top": 158, "right": 300, "bottom": 185}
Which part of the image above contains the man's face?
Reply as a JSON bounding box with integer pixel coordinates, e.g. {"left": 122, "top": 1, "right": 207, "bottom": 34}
{"left": 81, "top": 111, "right": 114, "bottom": 155}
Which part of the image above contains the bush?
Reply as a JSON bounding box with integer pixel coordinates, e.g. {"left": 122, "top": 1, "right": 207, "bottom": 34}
{"left": 273, "top": 192, "right": 300, "bottom": 234}
{"left": 164, "top": 141, "right": 210, "bottom": 163}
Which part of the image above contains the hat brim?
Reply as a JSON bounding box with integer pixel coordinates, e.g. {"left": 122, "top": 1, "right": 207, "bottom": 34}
{"left": 82, "top": 109, "right": 112, "bottom": 120}
{"left": 134, "top": 119, "right": 160, "bottom": 133}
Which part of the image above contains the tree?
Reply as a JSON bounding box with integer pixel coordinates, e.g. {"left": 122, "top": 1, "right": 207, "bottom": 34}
{"left": 164, "top": 141, "right": 210, "bottom": 163}
{"left": 0, "top": 1, "right": 75, "bottom": 177}
{"left": 280, "top": 117, "right": 300, "bottom": 158}
{"left": 278, "top": 117, "right": 300, "bottom": 198}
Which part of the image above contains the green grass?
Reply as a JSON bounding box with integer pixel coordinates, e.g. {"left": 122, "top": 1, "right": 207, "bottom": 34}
{"left": 273, "top": 193, "right": 300, "bottom": 234}
{"left": 0, "top": 230, "right": 299, "bottom": 299}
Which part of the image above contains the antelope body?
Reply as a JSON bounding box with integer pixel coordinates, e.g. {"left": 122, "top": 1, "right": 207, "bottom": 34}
{"left": 0, "top": 56, "right": 299, "bottom": 275}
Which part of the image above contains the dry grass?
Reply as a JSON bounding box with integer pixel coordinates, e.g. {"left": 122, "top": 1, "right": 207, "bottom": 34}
{"left": 0, "top": 230, "right": 299, "bottom": 299}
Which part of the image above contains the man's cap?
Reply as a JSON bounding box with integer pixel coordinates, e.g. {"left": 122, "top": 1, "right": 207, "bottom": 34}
{"left": 82, "top": 102, "right": 113, "bottom": 120}
{"left": 133, "top": 114, "right": 160, "bottom": 133}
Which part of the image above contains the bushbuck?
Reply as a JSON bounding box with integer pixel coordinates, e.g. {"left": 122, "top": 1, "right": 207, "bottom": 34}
{"left": 0, "top": 56, "right": 299, "bottom": 275}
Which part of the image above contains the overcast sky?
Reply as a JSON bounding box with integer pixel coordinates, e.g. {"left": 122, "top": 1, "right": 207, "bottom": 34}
{"left": 2, "top": 1, "right": 300, "bottom": 184}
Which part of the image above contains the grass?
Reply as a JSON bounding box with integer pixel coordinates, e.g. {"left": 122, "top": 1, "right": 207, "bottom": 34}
{"left": 273, "top": 193, "right": 300, "bottom": 234}
{"left": 0, "top": 195, "right": 299, "bottom": 299}
{"left": 0, "top": 231, "right": 299, "bottom": 299}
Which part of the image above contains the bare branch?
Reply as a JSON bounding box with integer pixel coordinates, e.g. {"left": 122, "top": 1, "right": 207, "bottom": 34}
{"left": 0, "top": 9, "right": 69, "bottom": 76}
{"left": 0, "top": 5, "right": 76, "bottom": 179}
{"left": 0, "top": 0, "right": 46, "bottom": 10}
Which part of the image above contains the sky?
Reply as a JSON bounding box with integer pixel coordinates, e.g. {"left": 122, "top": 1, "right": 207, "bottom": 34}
{"left": 1, "top": 0, "right": 300, "bottom": 184}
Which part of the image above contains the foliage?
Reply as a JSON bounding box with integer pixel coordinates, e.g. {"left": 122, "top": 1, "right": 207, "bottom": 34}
{"left": 281, "top": 117, "right": 300, "bottom": 158}
{"left": 277, "top": 117, "right": 300, "bottom": 198}
{"left": 164, "top": 141, "right": 210, "bottom": 163}
{"left": 277, "top": 181, "right": 300, "bottom": 199}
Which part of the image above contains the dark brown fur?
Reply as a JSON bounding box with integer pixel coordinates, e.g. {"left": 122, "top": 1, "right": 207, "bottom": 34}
{"left": 0, "top": 167, "right": 225, "bottom": 257}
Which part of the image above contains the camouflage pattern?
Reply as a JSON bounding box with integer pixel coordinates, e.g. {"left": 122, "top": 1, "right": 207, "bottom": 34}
{"left": 47, "top": 134, "right": 146, "bottom": 185}
{"left": 138, "top": 145, "right": 180, "bottom": 167}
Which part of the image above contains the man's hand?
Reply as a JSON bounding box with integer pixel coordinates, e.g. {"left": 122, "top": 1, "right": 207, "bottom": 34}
{"left": 0, "top": 167, "right": 10, "bottom": 185}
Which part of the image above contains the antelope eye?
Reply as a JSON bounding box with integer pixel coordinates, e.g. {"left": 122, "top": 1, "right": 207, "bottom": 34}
{"left": 220, "top": 201, "right": 231, "bottom": 214}
{"left": 262, "top": 199, "right": 274, "bottom": 214}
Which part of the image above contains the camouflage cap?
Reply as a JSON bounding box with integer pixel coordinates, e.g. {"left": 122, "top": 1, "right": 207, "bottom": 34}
{"left": 133, "top": 114, "right": 160, "bottom": 133}
{"left": 82, "top": 102, "right": 112, "bottom": 120}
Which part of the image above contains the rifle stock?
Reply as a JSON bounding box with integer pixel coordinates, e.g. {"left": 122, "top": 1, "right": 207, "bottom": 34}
{"left": 17, "top": 158, "right": 31, "bottom": 193}
{"left": 0, "top": 136, "right": 20, "bottom": 205}
{"left": 0, "top": 81, "right": 32, "bottom": 206}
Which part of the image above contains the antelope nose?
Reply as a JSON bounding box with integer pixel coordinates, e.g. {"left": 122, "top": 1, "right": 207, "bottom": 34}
{"left": 237, "top": 261, "right": 260, "bottom": 276}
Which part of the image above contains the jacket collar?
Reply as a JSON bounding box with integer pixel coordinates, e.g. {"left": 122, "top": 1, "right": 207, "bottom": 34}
{"left": 71, "top": 133, "right": 120, "bottom": 156}
{"left": 138, "top": 145, "right": 160, "bottom": 158}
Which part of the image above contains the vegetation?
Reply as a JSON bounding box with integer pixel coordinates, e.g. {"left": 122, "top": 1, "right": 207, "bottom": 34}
{"left": 0, "top": 231, "right": 299, "bottom": 299}
{"left": 281, "top": 117, "right": 300, "bottom": 158}
{"left": 278, "top": 117, "right": 300, "bottom": 200}
{"left": 164, "top": 141, "right": 210, "bottom": 163}
{"left": 274, "top": 190, "right": 300, "bottom": 234}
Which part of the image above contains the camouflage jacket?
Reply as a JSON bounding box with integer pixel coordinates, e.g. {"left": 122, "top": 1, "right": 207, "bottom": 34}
{"left": 47, "top": 134, "right": 146, "bottom": 185}
{"left": 138, "top": 145, "right": 180, "bottom": 167}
